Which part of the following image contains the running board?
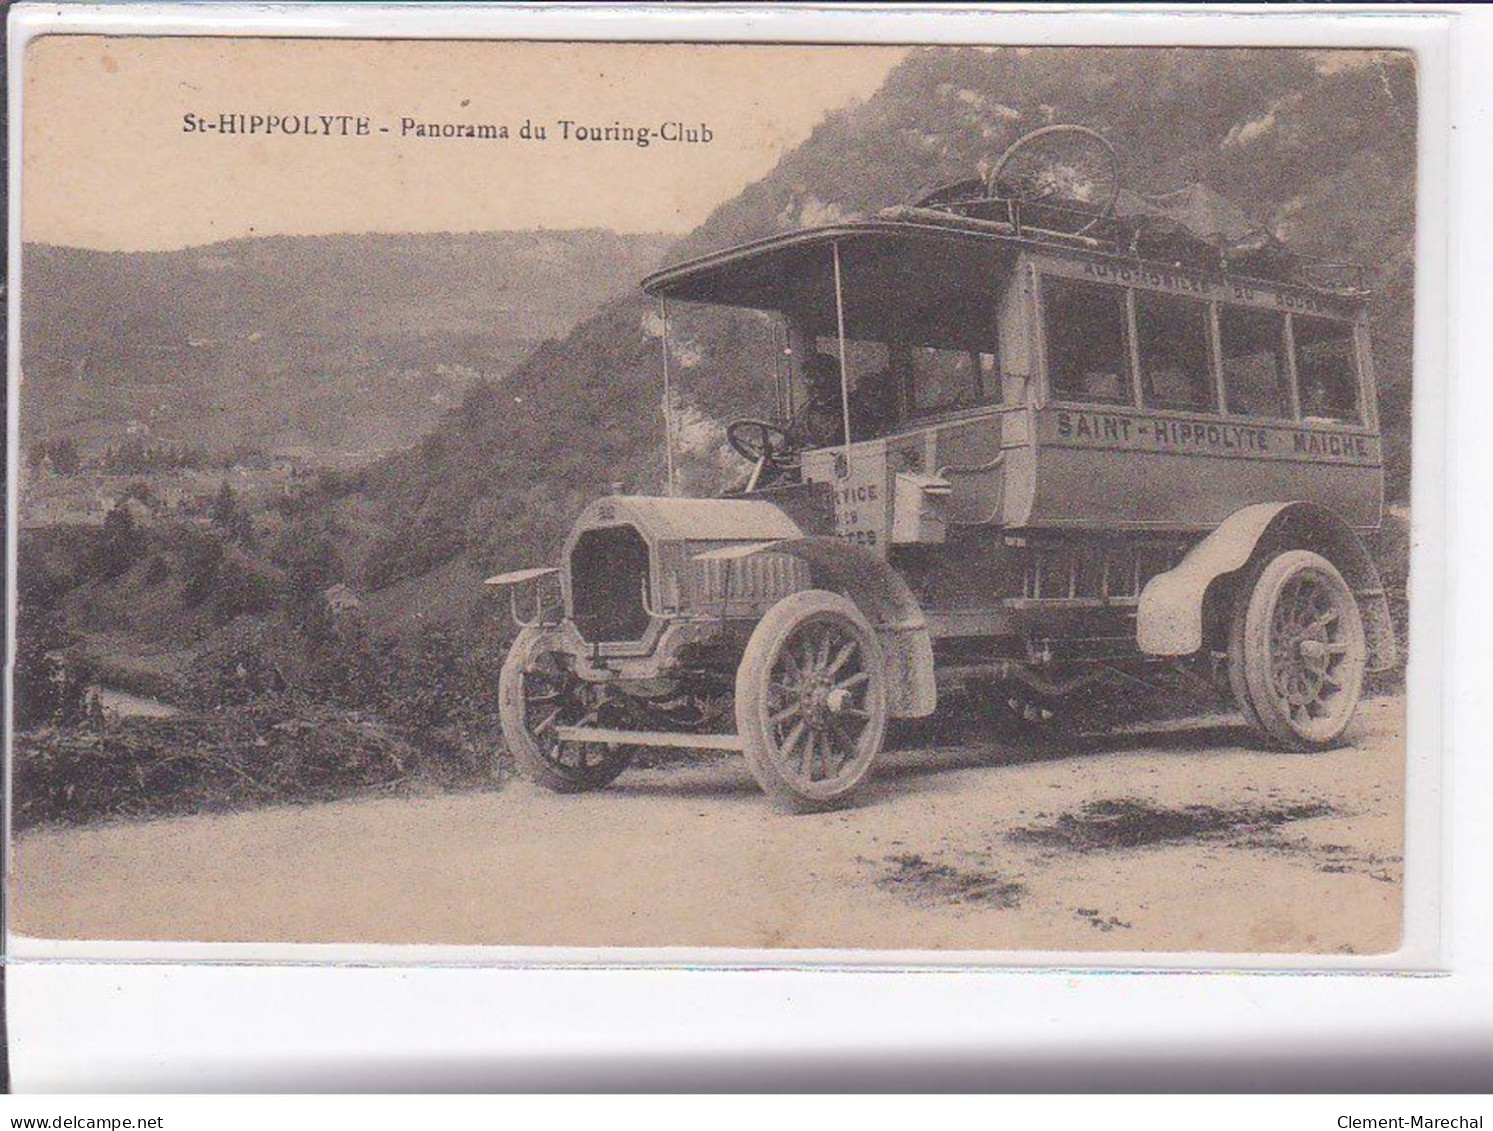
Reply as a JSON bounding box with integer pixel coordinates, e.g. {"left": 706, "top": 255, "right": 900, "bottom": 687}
{"left": 555, "top": 726, "right": 745, "bottom": 752}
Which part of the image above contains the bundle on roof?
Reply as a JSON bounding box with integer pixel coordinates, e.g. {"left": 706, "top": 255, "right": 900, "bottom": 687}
{"left": 898, "top": 125, "right": 1372, "bottom": 292}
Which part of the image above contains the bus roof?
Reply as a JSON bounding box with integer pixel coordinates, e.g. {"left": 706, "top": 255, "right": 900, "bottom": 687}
{"left": 641, "top": 208, "right": 1371, "bottom": 318}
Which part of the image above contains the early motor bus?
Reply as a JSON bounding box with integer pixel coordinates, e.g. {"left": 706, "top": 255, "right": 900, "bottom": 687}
{"left": 491, "top": 127, "right": 1397, "bottom": 810}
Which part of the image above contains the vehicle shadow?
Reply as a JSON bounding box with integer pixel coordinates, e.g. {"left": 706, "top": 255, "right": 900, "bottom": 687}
{"left": 610, "top": 704, "right": 1266, "bottom": 809}
{"left": 864, "top": 710, "right": 1260, "bottom": 793}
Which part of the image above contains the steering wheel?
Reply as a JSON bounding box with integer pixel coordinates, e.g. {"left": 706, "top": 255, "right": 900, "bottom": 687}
{"left": 727, "top": 419, "right": 800, "bottom": 469}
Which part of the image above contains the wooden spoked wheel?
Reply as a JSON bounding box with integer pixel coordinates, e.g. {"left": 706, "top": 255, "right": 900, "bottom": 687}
{"left": 498, "top": 627, "right": 634, "bottom": 792}
{"left": 736, "top": 590, "right": 888, "bottom": 811}
{"left": 1228, "top": 550, "right": 1368, "bottom": 750}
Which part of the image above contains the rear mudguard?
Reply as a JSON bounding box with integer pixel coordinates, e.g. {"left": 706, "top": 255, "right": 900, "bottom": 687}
{"left": 1137, "top": 501, "right": 1397, "bottom": 671}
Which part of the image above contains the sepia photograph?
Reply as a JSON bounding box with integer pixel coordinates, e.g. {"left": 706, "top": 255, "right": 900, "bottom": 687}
{"left": 8, "top": 34, "right": 1418, "bottom": 956}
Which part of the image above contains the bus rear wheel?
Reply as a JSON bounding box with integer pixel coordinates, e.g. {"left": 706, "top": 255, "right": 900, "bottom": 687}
{"left": 1228, "top": 549, "right": 1368, "bottom": 751}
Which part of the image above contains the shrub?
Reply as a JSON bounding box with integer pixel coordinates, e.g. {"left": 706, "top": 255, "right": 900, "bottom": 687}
{"left": 93, "top": 505, "right": 146, "bottom": 581}
{"left": 211, "top": 555, "right": 282, "bottom": 622}
{"left": 13, "top": 606, "right": 96, "bottom": 729}
{"left": 11, "top": 701, "right": 493, "bottom": 831}
{"left": 175, "top": 529, "right": 232, "bottom": 608}
{"left": 175, "top": 618, "right": 294, "bottom": 709}
{"left": 143, "top": 554, "right": 171, "bottom": 586}
{"left": 28, "top": 436, "right": 81, "bottom": 476}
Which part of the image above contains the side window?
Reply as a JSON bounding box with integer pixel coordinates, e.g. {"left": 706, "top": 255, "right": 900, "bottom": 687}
{"left": 1294, "top": 315, "right": 1361, "bottom": 425}
{"left": 1042, "top": 276, "right": 1132, "bottom": 405}
{"left": 910, "top": 348, "right": 998, "bottom": 415}
{"left": 1219, "top": 306, "right": 1292, "bottom": 419}
{"left": 1136, "top": 292, "right": 1217, "bottom": 412}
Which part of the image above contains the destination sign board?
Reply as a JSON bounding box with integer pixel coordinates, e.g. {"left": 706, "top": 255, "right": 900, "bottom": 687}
{"left": 1031, "top": 253, "right": 1361, "bottom": 319}
{"left": 1038, "top": 408, "right": 1380, "bottom": 466}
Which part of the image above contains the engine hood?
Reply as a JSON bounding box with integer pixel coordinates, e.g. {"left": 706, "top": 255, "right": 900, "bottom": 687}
{"left": 561, "top": 496, "right": 811, "bottom": 644}
{"left": 566, "top": 495, "right": 805, "bottom": 547}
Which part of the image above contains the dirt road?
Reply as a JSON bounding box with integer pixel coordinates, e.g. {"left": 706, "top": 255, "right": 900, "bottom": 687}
{"left": 11, "top": 696, "right": 1405, "bottom": 954}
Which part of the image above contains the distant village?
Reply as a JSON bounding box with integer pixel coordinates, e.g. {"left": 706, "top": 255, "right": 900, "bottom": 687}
{"left": 19, "top": 424, "right": 317, "bottom": 531}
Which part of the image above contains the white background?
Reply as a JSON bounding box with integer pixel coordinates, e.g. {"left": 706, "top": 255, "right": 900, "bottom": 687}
{"left": 4, "top": 2, "right": 1488, "bottom": 1092}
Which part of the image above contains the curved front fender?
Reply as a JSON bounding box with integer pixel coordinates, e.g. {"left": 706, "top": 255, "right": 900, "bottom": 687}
{"left": 695, "top": 536, "right": 936, "bottom": 717}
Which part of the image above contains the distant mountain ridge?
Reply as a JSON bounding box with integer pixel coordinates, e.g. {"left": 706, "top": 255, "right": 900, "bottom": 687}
{"left": 21, "top": 229, "right": 673, "bottom": 461}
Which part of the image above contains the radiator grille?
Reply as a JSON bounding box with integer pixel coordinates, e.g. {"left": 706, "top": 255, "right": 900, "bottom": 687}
{"left": 692, "top": 552, "right": 810, "bottom": 609}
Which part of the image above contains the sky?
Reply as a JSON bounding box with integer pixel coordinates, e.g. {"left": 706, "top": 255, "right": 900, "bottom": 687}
{"left": 23, "top": 37, "right": 906, "bottom": 251}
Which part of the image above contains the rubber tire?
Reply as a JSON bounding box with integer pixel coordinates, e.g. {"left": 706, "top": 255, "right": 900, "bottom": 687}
{"left": 735, "top": 589, "right": 888, "bottom": 813}
{"left": 1227, "top": 549, "right": 1367, "bottom": 752}
{"left": 498, "top": 627, "right": 632, "bottom": 793}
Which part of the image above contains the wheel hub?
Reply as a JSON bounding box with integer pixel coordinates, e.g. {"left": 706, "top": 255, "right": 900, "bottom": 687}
{"left": 1274, "top": 635, "right": 1324, "bottom": 706}
{"left": 1298, "top": 636, "right": 1329, "bottom": 669}
{"left": 800, "top": 676, "right": 843, "bottom": 729}
{"left": 757, "top": 608, "right": 882, "bottom": 793}
{"left": 1268, "top": 572, "right": 1349, "bottom": 711}
{"left": 802, "top": 683, "right": 854, "bottom": 728}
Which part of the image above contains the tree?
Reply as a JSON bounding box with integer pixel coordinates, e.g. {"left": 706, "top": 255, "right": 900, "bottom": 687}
{"left": 180, "top": 531, "right": 225, "bottom": 608}
{"left": 51, "top": 437, "right": 81, "bottom": 476}
{"left": 283, "top": 535, "right": 344, "bottom": 642}
{"left": 13, "top": 604, "right": 95, "bottom": 728}
{"left": 94, "top": 504, "right": 144, "bottom": 580}
{"left": 210, "top": 480, "right": 252, "bottom": 544}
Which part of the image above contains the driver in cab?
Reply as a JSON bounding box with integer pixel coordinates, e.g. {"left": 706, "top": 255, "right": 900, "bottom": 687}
{"left": 798, "top": 351, "right": 897, "bottom": 449}
{"left": 722, "top": 350, "right": 898, "bottom": 496}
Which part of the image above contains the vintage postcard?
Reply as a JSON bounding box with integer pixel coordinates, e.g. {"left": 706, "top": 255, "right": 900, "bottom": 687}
{"left": 8, "top": 28, "right": 1417, "bottom": 956}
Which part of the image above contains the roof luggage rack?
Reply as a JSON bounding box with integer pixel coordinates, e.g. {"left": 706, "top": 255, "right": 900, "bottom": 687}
{"left": 895, "top": 125, "right": 1374, "bottom": 296}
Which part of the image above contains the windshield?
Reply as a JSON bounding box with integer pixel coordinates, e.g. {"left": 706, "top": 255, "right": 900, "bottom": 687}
{"left": 785, "top": 321, "right": 1003, "bottom": 448}
{"left": 648, "top": 232, "right": 1021, "bottom": 452}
